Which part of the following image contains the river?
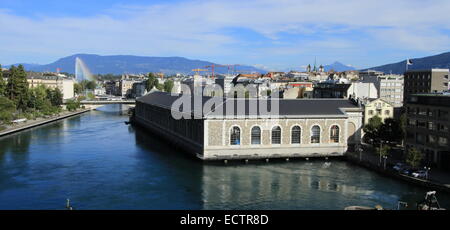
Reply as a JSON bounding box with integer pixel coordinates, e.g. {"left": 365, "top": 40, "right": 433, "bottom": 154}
{"left": 0, "top": 104, "right": 449, "bottom": 210}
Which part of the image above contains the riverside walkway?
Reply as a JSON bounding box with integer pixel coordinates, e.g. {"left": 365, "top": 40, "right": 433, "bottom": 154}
{"left": 346, "top": 144, "right": 450, "bottom": 193}
{"left": 0, "top": 109, "right": 91, "bottom": 137}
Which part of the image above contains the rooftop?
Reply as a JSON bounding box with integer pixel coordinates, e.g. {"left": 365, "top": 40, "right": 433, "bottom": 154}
{"left": 137, "top": 91, "right": 361, "bottom": 119}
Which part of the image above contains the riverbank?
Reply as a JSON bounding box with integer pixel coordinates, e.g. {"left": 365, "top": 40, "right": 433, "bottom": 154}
{"left": 0, "top": 109, "right": 91, "bottom": 138}
{"left": 345, "top": 151, "right": 450, "bottom": 194}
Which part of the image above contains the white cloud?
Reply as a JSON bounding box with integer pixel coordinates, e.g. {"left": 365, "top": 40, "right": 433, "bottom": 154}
{"left": 0, "top": 0, "right": 449, "bottom": 68}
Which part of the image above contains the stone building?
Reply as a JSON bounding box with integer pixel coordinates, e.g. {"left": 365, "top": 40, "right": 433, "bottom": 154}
{"left": 378, "top": 75, "right": 404, "bottom": 107}
{"left": 405, "top": 93, "right": 450, "bottom": 170}
{"left": 363, "top": 98, "right": 394, "bottom": 125}
{"left": 404, "top": 69, "right": 449, "bottom": 103}
{"left": 27, "top": 77, "right": 74, "bottom": 99}
{"left": 132, "top": 92, "right": 363, "bottom": 161}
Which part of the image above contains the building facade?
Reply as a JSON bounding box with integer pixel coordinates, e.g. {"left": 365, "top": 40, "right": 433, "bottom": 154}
{"left": 27, "top": 77, "right": 75, "bottom": 99}
{"left": 405, "top": 93, "right": 450, "bottom": 170}
{"left": 347, "top": 82, "right": 378, "bottom": 101}
{"left": 363, "top": 98, "right": 394, "bottom": 125}
{"left": 404, "top": 69, "right": 450, "bottom": 103}
{"left": 378, "top": 75, "right": 404, "bottom": 107}
{"left": 132, "top": 92, "right": 363, "bottom": 161}
{"left": 313, "top": 83, "right": 351, "bottom": 98}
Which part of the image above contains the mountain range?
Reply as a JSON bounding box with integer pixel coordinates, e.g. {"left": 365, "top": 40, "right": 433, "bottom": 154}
{"left": 323, "top": 61, "right": 356, "bottom": 72}
{"left": 363, "top": 51, "right": 450, "bottom": 74}
{"left": 7, "top": 51, "right": 450, "bottom": 75}
{"left": 9, "top": 54, "right": 266, "bottom": 75}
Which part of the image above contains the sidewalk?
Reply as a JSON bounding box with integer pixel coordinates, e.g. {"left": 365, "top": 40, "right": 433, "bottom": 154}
{"left": 0, "top": 109, "right": 91, "bottom": 137}
{"left": 347, "top": 145, "right": 450, "bottom": 192}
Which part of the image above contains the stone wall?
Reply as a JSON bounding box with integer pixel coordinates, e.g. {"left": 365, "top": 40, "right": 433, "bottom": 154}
{"left": 204, "top": 117, "right": 361, "bottom": 160}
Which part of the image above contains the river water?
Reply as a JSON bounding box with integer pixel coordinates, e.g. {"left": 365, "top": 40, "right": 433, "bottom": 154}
{"left": 0, "top": 105, "right": 449, "bottom": 210}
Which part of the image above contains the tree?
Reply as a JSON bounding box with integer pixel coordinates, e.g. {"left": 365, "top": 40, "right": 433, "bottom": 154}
{"left": 28, "top": 85, "right": 48, "bottom": 111}
{"left": 65, "top": 99, "right": 80, "bottom": 111}
{"left": 379, "top": 118, "right": 402, "bottom": 143}
{"left": 363, "top": 115, "right": 383, "bottom": 142}
{"left": 406, "top": 147, "right": 423, "bottom": 169}
{"left": 146, "top": 73, "right": 158, "bottom": 91}
{"left": 0, "top": 96, "right": 15, "bottom": 123}
{"left": 6, "top": 65, "right": 29, "bottom": 112}
{"left": 87, "top": 92, "right": 95, "bottom": 100}
{"left": 0, "top": 64, "right": 6, "bottom": 96}
{"left": 163, "top": 80, "right": 174, "bottom": 93}
{"left": 47, "top": 87, "right": 63, "bottom": 106}
{"left": 156, "top": 83, "right": 164, "bottom": 91}
{"left": 74, "top": 83, "right": 83, "bottom": 95}
{"left": 85, "top": 80, "right": 97, "bottom": 90}
{"left": 377, "top": 145, "right": 390, "bottom": 158}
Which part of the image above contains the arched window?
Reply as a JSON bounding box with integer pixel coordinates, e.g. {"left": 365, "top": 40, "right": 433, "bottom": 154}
{"left": 311, "top": 125, "right": 321, "bottom": 143}
{"left": 330, "top": 125, "right": 340, "bottom": 143}
{"left": 272, "top": 126, "right": 281, "bottom": 144}
{"left": 251, "top": 126, "right": 261, "bottom": 145}
{"left": 230, "top": 126, "right": 241, "bottom": 145}
{"left": 291, "top": 126, "right": 301, "bottom": 144}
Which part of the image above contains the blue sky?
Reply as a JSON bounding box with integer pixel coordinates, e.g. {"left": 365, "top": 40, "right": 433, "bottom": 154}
{"left": 1, "top": 0, "right": 450, "bottom": 71}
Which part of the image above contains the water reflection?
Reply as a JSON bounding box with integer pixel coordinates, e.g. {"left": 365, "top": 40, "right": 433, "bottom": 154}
{"left": 0, "top": 104, "right": 448, "bottom": 210}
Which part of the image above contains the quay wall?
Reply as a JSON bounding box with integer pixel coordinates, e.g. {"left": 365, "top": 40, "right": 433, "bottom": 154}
{"left": 0, "top": 109, "right": 91, "bottom": 138}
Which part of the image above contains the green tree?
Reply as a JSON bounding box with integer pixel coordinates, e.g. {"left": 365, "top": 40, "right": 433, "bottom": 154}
{"left": 146, "top": 73, "right": 158, "bottom": 91}
{"left": 406, "top": 147, "right": 423, "bottom": 169}
{"left": 0, "top": 64, "right": 6, "bottom": 96}
{"left": 87, "top": 92, "right": 95, "bottom": 100}
{"left": 377, "top": 145, "right": 390, "bottom": 157}
{"left": 379, "top": 118, "right": 402, "bottom": 143}
{"left": 156, "top": 83, "right": 164, "bottom": 91}
{"left": 74, "top": 83, "right": 83, "bottom": 94}
{"left": 363, "top": 115, "right": 383, "bottom": 142}
{"left": 6, "top": 65, "right": 29, "bottom": 112}
{"left": 65, "top": 99, "right": 80, "bottom": 111}
{"left": 28, "top": 85, "right": 48, "bottom": 111}
{"left": 85, "top": 80, "right": 97, "bottom": 90}
{"left": 46, "top": 87, "right": 63, "bottom": 106}
{"left": 163, "top": 80, "right": 174, "bottom": 92}
{"left": 0, "top": 96, "right": 15, "bottom": 123}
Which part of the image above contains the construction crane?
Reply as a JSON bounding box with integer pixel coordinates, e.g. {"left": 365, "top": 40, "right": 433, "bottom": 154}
{"left": 192, "top": 68, "right": 208, "bottom": 75}
{"left": 204, "top": 64, "right": 240, "bottom": 79}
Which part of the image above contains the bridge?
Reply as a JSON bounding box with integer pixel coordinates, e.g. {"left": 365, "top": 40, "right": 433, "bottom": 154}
{"left": 65, "top": 100, "right": 136, "bottom": 110}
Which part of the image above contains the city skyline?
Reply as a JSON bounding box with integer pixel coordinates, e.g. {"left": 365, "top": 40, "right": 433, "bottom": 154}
{"left": 1, "top": 0, "right": 450, "bottom": 71}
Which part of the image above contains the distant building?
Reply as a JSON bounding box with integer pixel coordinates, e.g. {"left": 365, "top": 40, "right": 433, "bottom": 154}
{"left": 27, "top": 77, "right": 74, "bottom": 100}
{"left": 283, "top": 87, "right": 313, "bottom": 99}
{"left": 283, "top": 82, "right": 314, "bottom": 99}
{"left": 405, "top": 93, "right": 450, "bottom": 170}
{"left": 94, "top": 87, "right": 106, "bottom": 96}
{"left": 132, "top": 92, "right": 363, "bottom": 160}
{"left": 359, "top": 70, "right": 384, "bottom": 80}
{"left": 404, "top": 69, "right": 450, "bottom": 103}
{"left": 119, "top": 79, "right": 140, "bottom": 98}
{"left": 105, "top": 81, "right": 118, "bottom": 96}
{"left": 347, "top": 82, "right": 378, "bottom": 101}
{"left": 285, "top": 71, "right": 309, "bottom": 81}
{"left": 313, "top": 82, "right": 351, "bottom": 98}
{"left": 131, "top": 82, "right": 147, "bottom": 98}
{"left": 363, "top": 98, "right": 394, "bottom": 125}
{"left": 378, "top": 75, "right": 404, "bottom": 108}
{"left": 215, "top": 75, "right": 235, "bottom": 96}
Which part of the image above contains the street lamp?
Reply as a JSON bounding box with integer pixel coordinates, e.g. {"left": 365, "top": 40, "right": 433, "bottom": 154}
{"left": 359, "top": 147, "right": 363, "bottom": 162}
{"left": 379, "top": 141, "right": 384, "bottom": 165}
{"left": 424, "top": 166, "right": 431, "bottom": 180}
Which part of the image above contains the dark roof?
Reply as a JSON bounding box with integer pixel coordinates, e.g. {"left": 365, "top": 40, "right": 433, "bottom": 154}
{"left": 137, "top": 92, "right": 360, "bottom": 118}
